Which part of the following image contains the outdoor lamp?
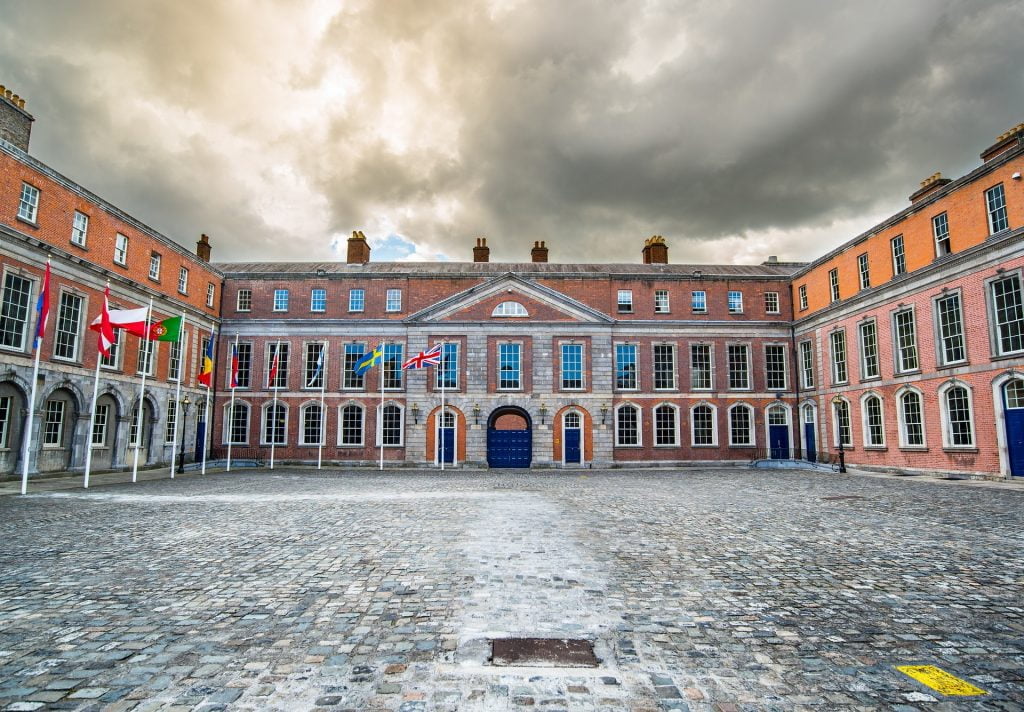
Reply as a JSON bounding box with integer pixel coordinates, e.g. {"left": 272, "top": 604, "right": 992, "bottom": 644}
{"left": 410, "top": 402, "right": 420, "bottom": 425}
{"left": 472, "top": 403, "right": 481, "bottom": 425}
{"left": 176, "top": 395, "right": 191, "bottom": 474}
{"left": 600, "top": 403, "right": 609, "bottom": 425}
{"left": 539, "top": 402, "right": 548, "bottom": 425}
{"left": 831, "top": 396, "right": 848, "bottom": 474}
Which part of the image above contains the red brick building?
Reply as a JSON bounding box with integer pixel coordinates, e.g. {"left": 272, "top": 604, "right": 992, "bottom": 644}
{"left": 2, "top": 84, "right": 1022, "bottom": 478}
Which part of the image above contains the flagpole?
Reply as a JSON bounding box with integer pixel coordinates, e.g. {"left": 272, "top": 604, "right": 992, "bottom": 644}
{"left": 82, "top": 354, "right": 102, "bottom": 489}
{"left": 202, "top": 322, "right": 213, "bottom": 475}
{"left": 20, "top": 258, "right": 51, "bottom": 495}
{"left": 318, "top": 341, "right": 326, "bottom": 470}
{"left": 441, "top": 342, "right": 447, "bottom": 471}
{"left": 379, "top": 341, "right": 385, "bottom": 471}
{"left": 227, "top": 333, "right": 238, "bottom": 472}
{"left": 169, "top": 313, "right": 185, "bottom": 479}
{"left": 131, "top": 298, "right": 153, "bottom": 483}
{"left": 270, "top": 339, "right": 279, "bottom": 470}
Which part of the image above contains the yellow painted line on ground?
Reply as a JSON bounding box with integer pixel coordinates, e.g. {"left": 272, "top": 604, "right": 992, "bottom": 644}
{"left": 896, "top": 665, "right": 987, "bottom": 696}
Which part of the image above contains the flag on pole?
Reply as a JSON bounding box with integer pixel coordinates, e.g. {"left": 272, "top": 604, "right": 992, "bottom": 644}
{"left": 354, "top": 345, "right": 383, "bottom": 376}
{"left": 33, "top": 261, "right": 51, "bottom": 349}
{"left": 147, "top": 315, "right": 182, "bottom": 342}
{"left": 197, "top": 331, "right": 215, "bottom": 387}
{"left": 230, "top": 343, "right": 240, "bottom": 388}
{"left": 307, "top": 345, "right": 324, "bottom": 388}
{"left": 89, "top": 305, "right": 148, "bottom": 336}
{"left": 89, "top": 286, "right": 116, "bottom": 357}
{"left": 268, "top": 344, "right": 280, "bottom": 386}
{"left": 402, "top": 343, "right": 443, "bottom": 370}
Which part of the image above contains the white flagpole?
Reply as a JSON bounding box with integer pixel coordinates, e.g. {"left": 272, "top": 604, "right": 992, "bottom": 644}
{"left": 227, "top": 332, "right": 238, "bottom": 472}
{"left": 440, "top": 341, "right": 446, "bottom": 471}
{"left": 169, "top": 313, "right": 185, "bottom": 479}
{"left": 131, "top": 298, "right": 153, "bottom": 483}
{"left": 318, "top": 341, "right": 327, "bottom": 470}
{"left": 379, "top": 342, "right": 385, "bottom": 471}
{"left": 201, "top": 322, "right": 213, "bottom": 475}
{"left": 20, "top": 329, "right": 43, "bottom": 496}
{"left": 20, "top": 259, "right": 49, "bottom": 495}
{"left": 270, "top": 339, "right": 279, "bottom": 470}
{"left": 83, "top": 355, "right": 101, "bottom": 489}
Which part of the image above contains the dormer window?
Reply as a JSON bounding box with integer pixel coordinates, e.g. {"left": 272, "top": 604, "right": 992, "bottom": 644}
{"left": 492, "top": 301, "right": 528, "bottom": 317}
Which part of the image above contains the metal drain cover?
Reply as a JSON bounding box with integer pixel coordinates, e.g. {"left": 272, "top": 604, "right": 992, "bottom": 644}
{"left": 490, "top": 638, "right": 599, "bottom": 667}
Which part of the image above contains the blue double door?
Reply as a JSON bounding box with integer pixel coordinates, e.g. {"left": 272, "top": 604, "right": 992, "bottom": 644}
{"left": 487, "top": 429, "right": 532, "bottom": 468}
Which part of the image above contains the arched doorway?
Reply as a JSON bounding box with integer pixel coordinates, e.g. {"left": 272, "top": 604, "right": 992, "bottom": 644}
{"left": 1003, "top": 378, "right": 1024, "bottom": 476}
{"left": 562, "top": 409, "right": 582, "bottom": 465}
{"left": 0, "top": 380, "right": 28, "bottom": 475}
{"left": 767, "top": 404, "right": 790, "bottom": 459}
{"left": 436, "top": 408, "right": 456, "bottom": 465}
{"left": 801, "top": 402, "right": 817, "bottom": 462}
{"left": 487, "top": 406, "right": 532, "bottom": 468}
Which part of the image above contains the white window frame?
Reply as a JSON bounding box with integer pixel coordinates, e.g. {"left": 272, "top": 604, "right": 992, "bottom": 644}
{"left": 337, "top": 402, "right": 365, "bottom": 447}
{"left": 987, "top": 271, "right": 1024, "bottom": 357}
{"left": 860, "top": 392, "right": 885, "bottom": 448}
{"left": 617, "top": 290, "right": 633, "bottom": 313}
{"left": 497, "top": 341, "right": 522, "bottom": 391}
{"left": 299, "top": 401, "right": 325, "bottom": 446}
{"left": 829, "top": 329, "right": 848, "bottom": 385}
{"left": 857, "top": 253, "right": 870, "bottom": 290}
{"left": 42, "top": 399, "right": 66, "bottom": 447}
{"left": 100, "top": 327, "right": 123, "bottom": 370}
{"left": 690, "top": 402, "right": 718, "bottom": 447}
{"left": 114, "top": 233, "right": 129, "bottom": 266}
{"left": 149, "top": 253, "right": 161, "bottom": 281}
{"left": 798, "top": 285, "right": 808, "bottom": 311}
{"left": 764, "top": 291, "right": 780, "bottom": 314}
{"left": 165, "top": 400, "right": 178, "bottom": 445}
{"left": 892, "top": 307, "right": 919, "bottom": 374}
{"left": 261, "top": 401, "right": 289, "bottom": 446}
{"left": 206, "top": 283, "right": 216, "bottom": 308}
{"left": 938, "top": 381, "right": 975, "bottom": 449}
{"left": 727, "top": 403, "right": 754, "bottom": 447}
{"left": 690, "top": 343, "right": 713, "bottom": 391}
{"left": 986, "top": 183, "right": 1009, "bottom": 235}
{"left": 71, "top": 211, "right": 89, "bottom": 247}
{"left": 896, "top": 386, "right": 927, "bottom": 449}
{"left": 492, "top": 301, "right": 528, "bottom": 317}
{"left": 832, "top": 397, "right": 852, "bottom": 448}
{"left": 136, "top": 337, "right": 157, "bottom": 376}
{"left": 386, "top": 288, "right": 402, "bottom": 313}
{"left": 691, "top": 290, "right": 707, "bottom": 313}
{"left": 858, "top": 319, "right": 880, "bottom": 380}
{"left": 653, "top": 343, "right": 676, "bottom": 391}
{"left": 91, "top": 402, "right": 109, "bottom": 448}
{"left": 764, "top": 344, "right": 787, "bottom": 391}
{"left": 654, "top": 289, "right": 670, "bottom": 314}
{"left": 726, "top": 343, "right": 750, "bottom": 391}
{"left": 828, "top": 268, "right": 840, "bottom": 302}
{"left": 560, "top": 342, "right": 585, "bottom": 391}
{"left": 177, "top": 267, "right": 189, "bottom": 295}
{"left": 18, "top": 183, "right": 39, "bottom": 223}
{"left": 273, "top": 289, "right": 289, "bottom": 312}
{"left": 236, "top": 289, "right": 252, "bottom": 312}
{"left": 310, "top": 288, "right": 327, "bottom": 313}
{"left": 934, "top": 290, "right": 967, "bottom": 366}
{"left": 614, "top": 403, "right": 641, "bottom": 447}
{"left": 653, "top": 403, "right": 680, "bottom": 447}
{"left": 0, "top": 269, "right": 36, "bottom": 353}
{"left": 933, "top": 212, "right": 950, "bottom": 257}
{"left": 376, "top": 402, "right": 405, "bottom": 447}
{"left": 891, "top": 235, "right": 906, "bottom": 276}
{"left": 348, "top": 288, "right": 365, "bottom": 313}
{"left": 727, "top": 291, "right": 743, "bottom": 314}
{"left": 53, "top": 290, "right": 85, "bottom": 363}
{"left": 224, "top": 401, "right": 250, "bottom": 445}
{"left": 799, "top": 340, "right": 814, "bottom": 389}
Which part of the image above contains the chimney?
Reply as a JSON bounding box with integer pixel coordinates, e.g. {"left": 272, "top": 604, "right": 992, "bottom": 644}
{"left": 981, "top": 122, "right": 1024, "bottom": 163}
{"left": 0, "top": 84, "right": 34, "bottom": 152}
{"left": 531, "top": 240, "right": 548, "bottom": 263}
{"left": 473, "top": 237, "right": 490, "bottom": 263}
{"left": 196, "top": 233, "right": 212, "bottom": 262}
{"left": 642, "top": 235, "right": 668, "bottom": 264}
{"left": 346, "top": 230, "right": 371, "bottom": 264}
{"left": 908, "top": 172, "right": 952, "bottom": 203}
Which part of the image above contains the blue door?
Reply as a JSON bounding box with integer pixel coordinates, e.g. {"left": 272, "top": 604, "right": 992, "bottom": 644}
{"left": 438, "top": 427, "right": 455, "bottom": 464}
{"left": 487, "top": 430, "right": 532, "bottom": 468}
{"left": 804, "top": 422, "right": 816, "bottom": 462}
{"left": 564, "top": 428, "right": 581, "bottom": 464}
{"left": 769, "top": 425, "right": 789, "bottom": 459}
{"left": 1005, "top": 381, "right": 1024, "bottom": 476}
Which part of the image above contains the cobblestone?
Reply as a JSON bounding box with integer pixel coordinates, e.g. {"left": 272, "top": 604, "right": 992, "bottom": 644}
{"left": 0, "top": 468, "right": 1022, "bottom": 709}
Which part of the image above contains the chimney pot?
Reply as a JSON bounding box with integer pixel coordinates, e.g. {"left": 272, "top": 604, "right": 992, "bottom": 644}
{"left": 642, "top": 235, "right": 668, "bottom": 264}
{"left": 196, "top": 233, "right": 212, "bottom": 262}
{"left": 346, "top": 230, "right": 371, "bottom": 264}
{"left": 0, "top": 84, "right": 33, "bottom": 151}
{"left": 531, "top": 240, "right": 549, "bottom": 263}
{"left": 473, "top": 236, "right": 490, "bottom": 262}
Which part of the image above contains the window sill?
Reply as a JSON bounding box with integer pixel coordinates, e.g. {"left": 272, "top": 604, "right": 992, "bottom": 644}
{"left": 113, "top": 261, "right": 128, "bottom": 269}
{"left": 859, "top": 376, "right": 882, "bottom": 384}
{"left": 16, "top": 216, "right": 39, "bottom": 229}
{"left": 936, "top": 360, "right": 969, "bottom": 370}
{"left": 69, "top": 241, "right": 88, "bottom": 251}
{"left": 863, "top": 445, "right": 888, "bottom": 451}
{"left": 942, "top": 447, "right": 978, "bottom": 453}
{"left": 691, "top": 443, "right": 719, "bottom": 448}
{"left": 236, "top": 310, "right": 252, "bottom": 314}
{"left": 991, "top": 352, "right": 1024, "bottom": 362}
{"left": 729, "top": 444, "right": 755, "bottom": 448}
{"left": 895, "top": 369, "right": 922, "bottom": 377}
{"left": 613, "top": 444, "right": 642, "bottom": 448}
{"left": 654, "top": 444, "right": 680, "bottom": 448}
{"left": 178, "top": 290, "right": 189, "bottom": 296}
{"left": 148, "top": 277, "right": 161, "bottom": 284}
{"left": 52, "top": 357, "right": 81, "bottom": 366}
{"left": 899, "top": 446, "right": 929, "bottom": 452}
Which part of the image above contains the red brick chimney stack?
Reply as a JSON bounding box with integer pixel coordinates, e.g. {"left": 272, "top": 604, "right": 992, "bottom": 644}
{"left": 473, "top": 237, "right": 490, "bottom": 263}
{"left": 908, "top": 172, "right": 952, "bottom": 204}
{"left": 531, "top": 240, "right": 548, "bottom": 263}
{"left": 196, "top": 233, "right": 212, "bottom": 262}
{"left": 642, "top": 235, "right": 668, "bottom": 264}
{"left": 0, "top": 83, "right": 34, "bottom": 152}
{"left": 346, "top": 230, "right": 371, "bottom": 264}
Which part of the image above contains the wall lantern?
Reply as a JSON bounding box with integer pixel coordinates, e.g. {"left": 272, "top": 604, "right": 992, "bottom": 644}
{"left": 472, "top": 403, "right": 481, "bottom": 425}
{"left": 539, "top": 402, "right": 549, "bottom": 425}
{"left": 600, "top": 403, "right": 609, "bottom": 425}
{"left": 410, "top": 402, "right": 420, "bottom": 425}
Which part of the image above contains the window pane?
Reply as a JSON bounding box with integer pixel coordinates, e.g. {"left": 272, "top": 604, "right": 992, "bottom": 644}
{"left": 800, "top": 341, "right": 814, "bottom": 389}
{"left": 859, "top": 321, "right": 879, "bottom": 379}
{"left": 653, "top": 344, "right": 675, "bottom": 389}
{"left": 729, "top": 406, "right": 751, "bottom": 445}
{"left": 344, "top": 343, "right": 365, "bottom": 389}
{"left": 498, "top": 343, "right": 521, "bottom": 389}
{"left": 311, "top": 289, "right": 326, "bottom": 312}
{"left": 864, "top": 396, "right": 884, "bottom": 446}
{"left": 381, "top": 405, "right": 402, "bottom": 445}
{"left": 383, "top": 343, "right": 404, "bottom": 389}
{"left": 341, "top": 405, "right": 363, "bottom": 445}
{"left": 692, "top": 405, "right": 714, "bottom": 445}
{"left": 765, "top": 345, "right": 786, "bottom": 390}
{"left": 302, "top": 404, "right": 323, "bottom": 445}
{"left": 616, "top": 406, "right": 638, "bottom": 445}
{"left": 901, "top": 392, "right": 924, "bottom": 446}
{"left": 727, "top": 345, "right": 748, "bottom": 389}
{"left": 616, "top": 344, "right": 637, "bottom": 389}
{"left": 435, "top": 343, "right": 459, "bottom": 389}
{"left": 561, "top": 343, "right": 583, "bottom": 389}
{"left": 830, "top": 331, "right": 847, "bottom": 383}
{"left": 691, "top": 291, "right": 707, "bottom": 312}
{"left": 655, "top": 406, "right": 676, "bottom": 445}
{"left": 946, "top": 386, "right": 973, "bottom": 446}
{"left": 690, "top": 344, "right": 712, "bottom": 390}
{"left": 993, "top": 275, "right": 1024, "bottom": 354}
{"left": 54, "top": 293, "right": 83, "bottom": 360}
{"left": 894, "top": 310, "right": 919, "bottom": 372}
{"left": 936, "top": 294, "right": 965, "bottom": 364}
{"left": 1, "top": 273, "right": 32, "bottom": 349}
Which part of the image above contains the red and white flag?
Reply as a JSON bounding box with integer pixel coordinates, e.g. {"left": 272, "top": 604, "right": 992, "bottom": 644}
{"left": 89, "top": 304, "right": 148, "bottom": 337}
{"left": 268, "top": 347, "right": 280, "bottom": 386}
{"left": 90, "top": 286, "right": 116, "bottom": 357}
{"left": 402, "top": 343, "right": 443, "bottom": 370}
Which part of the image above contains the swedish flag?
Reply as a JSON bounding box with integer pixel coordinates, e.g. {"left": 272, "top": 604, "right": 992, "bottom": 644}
{"left": 353, "top": 345, "right": 383, "bottom": 376}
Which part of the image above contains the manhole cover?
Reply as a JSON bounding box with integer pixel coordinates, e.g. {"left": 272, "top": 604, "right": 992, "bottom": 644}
{"left": 821, "top": 495, "right": 866, "bottom": 501}
{"left": 490, "top": 638, "right": 599, "bottom": 667}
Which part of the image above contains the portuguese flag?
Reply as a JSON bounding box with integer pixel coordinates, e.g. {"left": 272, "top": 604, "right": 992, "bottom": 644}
{"left": 147, "top": 316, "right": 183, "bottom": 342}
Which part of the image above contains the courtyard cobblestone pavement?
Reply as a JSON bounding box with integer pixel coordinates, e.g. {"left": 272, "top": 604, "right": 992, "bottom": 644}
{"left": 0, "top": 468, "right": 1022, "bottom": 711}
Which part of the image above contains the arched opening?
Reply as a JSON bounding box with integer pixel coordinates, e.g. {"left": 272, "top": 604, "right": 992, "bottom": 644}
{"left": 562, "top": 409, "right": 582, "bottom": 465}
{"left": 89, "top": 392, "right": 120, "bottom": 471}
{"left": 487, "top": 406, "right": 532, "bottom": 468}
{"left": 0, "top": 380, "right": 28, "bottom": 475}
{"left": 39, "top": 387, "right": 79, "bottom": 473}
{"left": 766, "top": 404, "right": 790, "bottom": 459}
{"left": 801, "top": 402, "right": 817, "bottom": 462}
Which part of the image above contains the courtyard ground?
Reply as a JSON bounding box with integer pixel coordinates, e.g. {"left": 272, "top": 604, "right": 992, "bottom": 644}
{"left": 0, "top": 468, "right": 1022, "bottom": 711}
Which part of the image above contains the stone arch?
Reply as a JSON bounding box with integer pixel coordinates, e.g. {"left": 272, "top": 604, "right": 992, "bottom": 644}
{"left": 0, "top": 376, "right": 30, "bottom": 475}
{"left": 426, "top": 405, "right": 466, "bottom": 465}
{"left": 486, "top": 405, "right": 532, "bottom": 468}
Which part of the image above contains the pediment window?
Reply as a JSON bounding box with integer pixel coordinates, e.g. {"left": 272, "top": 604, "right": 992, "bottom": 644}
{"left": 492, "top": 301, "right": 528, "bottom": 317}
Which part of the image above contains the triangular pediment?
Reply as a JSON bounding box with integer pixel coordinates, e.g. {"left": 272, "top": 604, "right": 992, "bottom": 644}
{"left": 405, "top": 273, "right": 613, "bottom": 324}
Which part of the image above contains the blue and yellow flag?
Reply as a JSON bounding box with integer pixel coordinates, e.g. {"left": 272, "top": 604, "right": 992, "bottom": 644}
{"left": 353, "top": 345, "right": 383, "bottom": 376}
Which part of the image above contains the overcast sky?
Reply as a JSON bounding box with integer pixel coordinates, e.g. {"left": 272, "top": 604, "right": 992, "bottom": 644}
{"left": 2, "top": 0, "right": 1023, "bottom": 265}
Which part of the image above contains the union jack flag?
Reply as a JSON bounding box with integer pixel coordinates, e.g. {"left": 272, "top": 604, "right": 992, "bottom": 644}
{"left": 402, "top": 343, "right": 443, "bottom": 370}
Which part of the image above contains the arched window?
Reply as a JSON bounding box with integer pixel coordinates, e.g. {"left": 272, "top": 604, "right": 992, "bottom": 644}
{"left": 728, "top": 404, "right": 753, "bottom": 446}
{"left": 564, "top": 410, "right": 581, "bottom": 429}
{"left": 440, "top": 408, "right": 456, "bottom": 429}
{"left": 941, "top": 383, "right": 974, "bottom": 447}
{"left": 379, "top": 403, "right": 404, "bottom": 446}
{"left": 691, "top": 403, "right": 717, "bottom": 446}
{"left": 862, "top": 394, "right": 884, "bottom": 446}
{"left": 654, "top": 404, "right": 678, "bottom": 446}
{"left": 897, "top": 389, "right": 925, "bottom": 447}
{"left": 492, "top": 301, "right": 528, "bottom": 317}
{"left": 339, "top": 404, "right": 364, "bottom": 446}
{"left": 300, "top": 403, "right": 323, "bottom": 446}
{"left": 262, "top": 402, "right": 287, "bottom": 445}
{"left": 615, "top": 404, "right": 640, "bottom": 446}
{"left": 832, "top": 398, "right": 851, "bottom": 447}
{"left": 225, "top": 402, "right": 250, "bottom": 445}
{"left": 767, "top": 404, "right": 787, "bottom": 426}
